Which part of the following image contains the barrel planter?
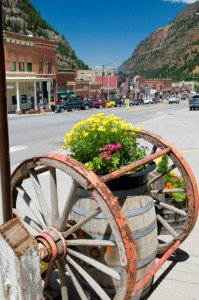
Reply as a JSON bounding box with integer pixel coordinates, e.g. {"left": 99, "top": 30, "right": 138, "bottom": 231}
{"left": 70, "top": 163, "right": 158, "bottom": 299}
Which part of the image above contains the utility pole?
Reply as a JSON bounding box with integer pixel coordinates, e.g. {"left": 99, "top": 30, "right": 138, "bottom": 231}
{"left": 0, "top": 0, "right": 12, "bottom": 223}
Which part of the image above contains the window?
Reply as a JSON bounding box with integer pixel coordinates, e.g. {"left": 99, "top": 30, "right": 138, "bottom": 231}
{"left": 19, "top": 62, "right": 25, "bottom": 72}
{"left": 27, "top": 62, "right": 32, "bottom": 72}
{"left": 39, "top": 58, "right": 43, "bottom": 74}
{"left": 48, "top": 59, "right": 52, "bottom": 74}
{"left": 9, "top": 61, "right": 16, "bottom": 71}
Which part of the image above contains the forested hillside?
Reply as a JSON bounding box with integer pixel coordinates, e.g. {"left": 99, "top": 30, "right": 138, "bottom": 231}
{"left": 2, "top": 0, "right": 89, "bottom": 70}
{"left": 125, "top": 2, "right": 199, "bottom": 81}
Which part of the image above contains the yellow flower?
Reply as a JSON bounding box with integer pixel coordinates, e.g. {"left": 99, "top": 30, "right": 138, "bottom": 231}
{"left": 82, "top": 131, "right": 89, "bottom": 137}
{"left": 98, "top": 126, "right": 106, "bottom": 132}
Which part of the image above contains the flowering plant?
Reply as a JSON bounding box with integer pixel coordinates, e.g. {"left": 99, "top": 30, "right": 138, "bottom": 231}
{"left": 164, "top": 172, "right": 187, "bottom": 203}
{"left": 63, "top": 113, "right": 147, "bottom": 175}
{"left": 156, "top": 155, "right": 187, "bottom": 204}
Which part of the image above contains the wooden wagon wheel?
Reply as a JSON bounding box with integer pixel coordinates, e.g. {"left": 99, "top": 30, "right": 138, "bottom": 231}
{"left": 11, "top": 154, "right": 136, "bottom": 300}
{"left": 99, "top": 129, "right": 198, "bottom": 257}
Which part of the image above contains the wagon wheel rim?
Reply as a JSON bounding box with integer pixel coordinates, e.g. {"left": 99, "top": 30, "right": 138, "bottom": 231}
{"left": 98, "top": 129, "right": 199, "bottom": 256}
{"left": 11, "top": 154, "right": 136, "bottom": 300}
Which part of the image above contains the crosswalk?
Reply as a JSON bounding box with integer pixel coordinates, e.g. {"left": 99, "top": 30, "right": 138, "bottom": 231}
{"left": 10, "top": 145, "right": 28, "bottom": 153}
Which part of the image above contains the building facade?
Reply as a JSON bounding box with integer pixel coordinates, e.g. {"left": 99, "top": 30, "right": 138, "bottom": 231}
{"left": 4, "top": 31, "right": 57, "bottom": 113}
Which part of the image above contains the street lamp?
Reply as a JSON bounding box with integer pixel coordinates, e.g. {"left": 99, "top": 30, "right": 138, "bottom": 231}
{"left": 101, "top": 63, "right": 115, "bottom": 97}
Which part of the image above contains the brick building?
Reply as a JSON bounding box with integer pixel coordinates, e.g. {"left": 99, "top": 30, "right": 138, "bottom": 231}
{"left": 4, "top": 31, "right": 56, "bottom": 113}
{"left": 56, "top": 70, "right": 76, "bottom": 93}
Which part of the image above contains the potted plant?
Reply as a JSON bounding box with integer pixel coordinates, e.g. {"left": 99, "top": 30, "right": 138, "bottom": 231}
{"left": 62, "top": 113, "right": 152, "bottom": 179}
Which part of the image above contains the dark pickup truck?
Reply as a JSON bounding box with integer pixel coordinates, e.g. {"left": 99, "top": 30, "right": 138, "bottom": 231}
{"left": 55, "top": 98, "right": 91, "bottom": 112}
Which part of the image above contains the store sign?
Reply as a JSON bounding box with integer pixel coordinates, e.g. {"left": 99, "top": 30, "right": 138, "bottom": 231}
{"left": 6, "top": 85, "right": 14, "bottom": 89}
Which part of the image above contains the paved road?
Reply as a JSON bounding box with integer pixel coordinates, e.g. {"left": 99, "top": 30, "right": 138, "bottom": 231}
{"left": 8, "top": 100, "right": 188, "bottom": 166}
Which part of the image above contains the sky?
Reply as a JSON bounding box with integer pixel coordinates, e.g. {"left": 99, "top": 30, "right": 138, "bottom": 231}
{"left": 30, "top": 0, "right": 199, "bottom": 69}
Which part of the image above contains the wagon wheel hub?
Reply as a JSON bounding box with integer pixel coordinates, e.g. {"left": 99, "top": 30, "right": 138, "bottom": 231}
{"left": 36, "top": 227, "right": 68, "bottom": 262}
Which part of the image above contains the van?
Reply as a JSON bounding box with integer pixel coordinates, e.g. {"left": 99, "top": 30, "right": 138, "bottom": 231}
{"left": 189, "top": 94, "right": 199, "bottom": 110}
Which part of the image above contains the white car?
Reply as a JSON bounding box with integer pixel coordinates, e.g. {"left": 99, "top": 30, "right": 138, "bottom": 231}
{"left": 142, "top": 98, "right": 153, "bottom": 104}
{"left": 168, "top": 96, "right": 180, "bottom": 104}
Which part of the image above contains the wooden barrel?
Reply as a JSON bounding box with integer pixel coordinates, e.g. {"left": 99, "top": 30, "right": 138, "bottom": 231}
{"left": 71, "top": 178, "right": 158, "bottom": 299}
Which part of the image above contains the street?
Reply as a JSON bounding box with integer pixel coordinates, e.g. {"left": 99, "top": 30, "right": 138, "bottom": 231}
{"left": 8, "top": 100, "right": 190, "bottom": 167}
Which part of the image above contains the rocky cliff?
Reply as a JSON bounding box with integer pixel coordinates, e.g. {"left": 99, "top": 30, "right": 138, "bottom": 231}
{"left": 125, "top": 2, "right": 199, "bottom": 80}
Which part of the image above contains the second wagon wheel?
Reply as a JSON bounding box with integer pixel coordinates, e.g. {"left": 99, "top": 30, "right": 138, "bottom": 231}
{"left": 98, "top": 129, "right": 198, "bottom": 257}
{"left": 11, "top": 154, "right": 136, "bottom": 300}
{"left": 135, "top": 129, "right": 199, "bottom": 256}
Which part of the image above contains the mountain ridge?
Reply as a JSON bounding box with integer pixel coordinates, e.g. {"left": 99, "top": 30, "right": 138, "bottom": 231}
{"left": 125, "top": 2, "right": 199, "bottom": 81}
{"left": 2, "top": 0, "right": 89, "bottom": 70}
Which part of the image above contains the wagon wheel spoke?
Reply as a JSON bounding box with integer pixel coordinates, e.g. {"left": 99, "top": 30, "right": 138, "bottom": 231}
{"left": 58, "top": 179, "right": 78, "bottom": 231}
{"left": 11, "top": 154, "right": 136, "bottom": 300}
{"left": 68, "top": 248, "right": 120, "bottom": 280}
{"left": 150, "top": 145, "right": 157, "bottom": 155}
{"left": 12, "top": 208, "right": 43, "bottom": 233}
{"left": 63, "top": 207, "right": 101, "bottom": 238}
{"left": 66, "top": 239, "right": 116, "bottom": 247}
{"left": 154, "top": 200, "right": 187, "bottom": 217}
{"left": 149, "top": 164, "right": 176, "bottom": 185}
{"left": 49, "top": 167, "right": 60, "bottom": 227}
{"left": 67, "top": 255, "right": 111, "bottom": 300}
{"left": 156, "top": 214, "right": 178, "bottom": 238}
{"left": 15, "top": 185, "right": 46, "bottom": 228}
{"left": 43, "top": 262, "right": 55, "bottom": 290}
{"left": 66, "top": 263, "right": 88, "bottom": 300}
{"left": 29, "top": 169, "right": 51, "bottom": 226}
{"left": 57, "top": 260, "right": 69, "bottom": 299}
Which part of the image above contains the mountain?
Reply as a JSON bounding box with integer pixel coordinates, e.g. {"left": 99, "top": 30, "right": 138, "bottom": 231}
{"left": 2, "top": 0, "right": 89, "bottom": 70}
{"left": 125, "top": 2, "right": 199, "bottom": 81}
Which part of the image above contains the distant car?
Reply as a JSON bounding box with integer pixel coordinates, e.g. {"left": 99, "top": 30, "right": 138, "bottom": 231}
{"left": 113, "top": 98, "right": 124, "bottom": 107}
{"left": 55, "top": 98, "right": 90, "bottom": 112}
{"left": 92, "top": 99, "right": 106, "bottom": 108}
{"left": 152, "top": 97, "right": 160, "bottom": 104}
{"left": 189, "top": 94, "right": 199, "bottom": 110}
{"left": 168, "top": 96, "right": 180, "bottom": 104}
{"left": 142, "top": 98, "right": 153, "bottom": 104}
{"left": 105, "top": 100, "right": 116, "bottom": 108}
{"left": 129, "top": 99, "right": 142, "bottom": 106}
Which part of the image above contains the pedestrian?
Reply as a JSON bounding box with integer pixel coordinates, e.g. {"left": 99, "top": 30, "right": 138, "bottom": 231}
{"left": 38, "top": 97, "right": 45, "bottom": 114}
{"left": 125, "top": 95, "right": 130, "bottom": 110}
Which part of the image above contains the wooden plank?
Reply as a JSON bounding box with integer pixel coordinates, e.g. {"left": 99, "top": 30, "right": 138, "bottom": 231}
{"left": 0, "top": 217, "right": 43, "bottom": 299}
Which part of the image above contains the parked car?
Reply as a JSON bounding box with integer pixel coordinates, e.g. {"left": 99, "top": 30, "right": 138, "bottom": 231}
{"left": 168, "top": 96, "right": 180, "bottom": 104}
{"left": 142, "top": 98, "right": 153, "bottom": 104}
{"left": 129, "top": 98, "right": 143, "bottom": 106}
{"left": 105, "top": 100, "right": 116, "bottom": 108}
{"left": 113, "top": 98, "right": 124, "bottom": 107}
{"left": 189, "top": 94, "right": 199, "bottom": 110}
{"left": 55, "top": 98, "right": 90, "bottom": 112}
{"left": 92, "top": 99, "right": 106, "bottom": 108}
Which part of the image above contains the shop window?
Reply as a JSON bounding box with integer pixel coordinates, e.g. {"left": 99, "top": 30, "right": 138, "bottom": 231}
{"left": 27, "top": 62, "right": 32, "bottom": 72}
{"left": 9, "top": 61, "right": 16, "bottom": 71}
{"left": 48, "top": 59, "right": 52, "bottom": 74}
{"left": 39, "top": 58, "right": 43, "bottom": 74}
{"left": 19, "top": 62, "right": 25, "bottom": 72}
